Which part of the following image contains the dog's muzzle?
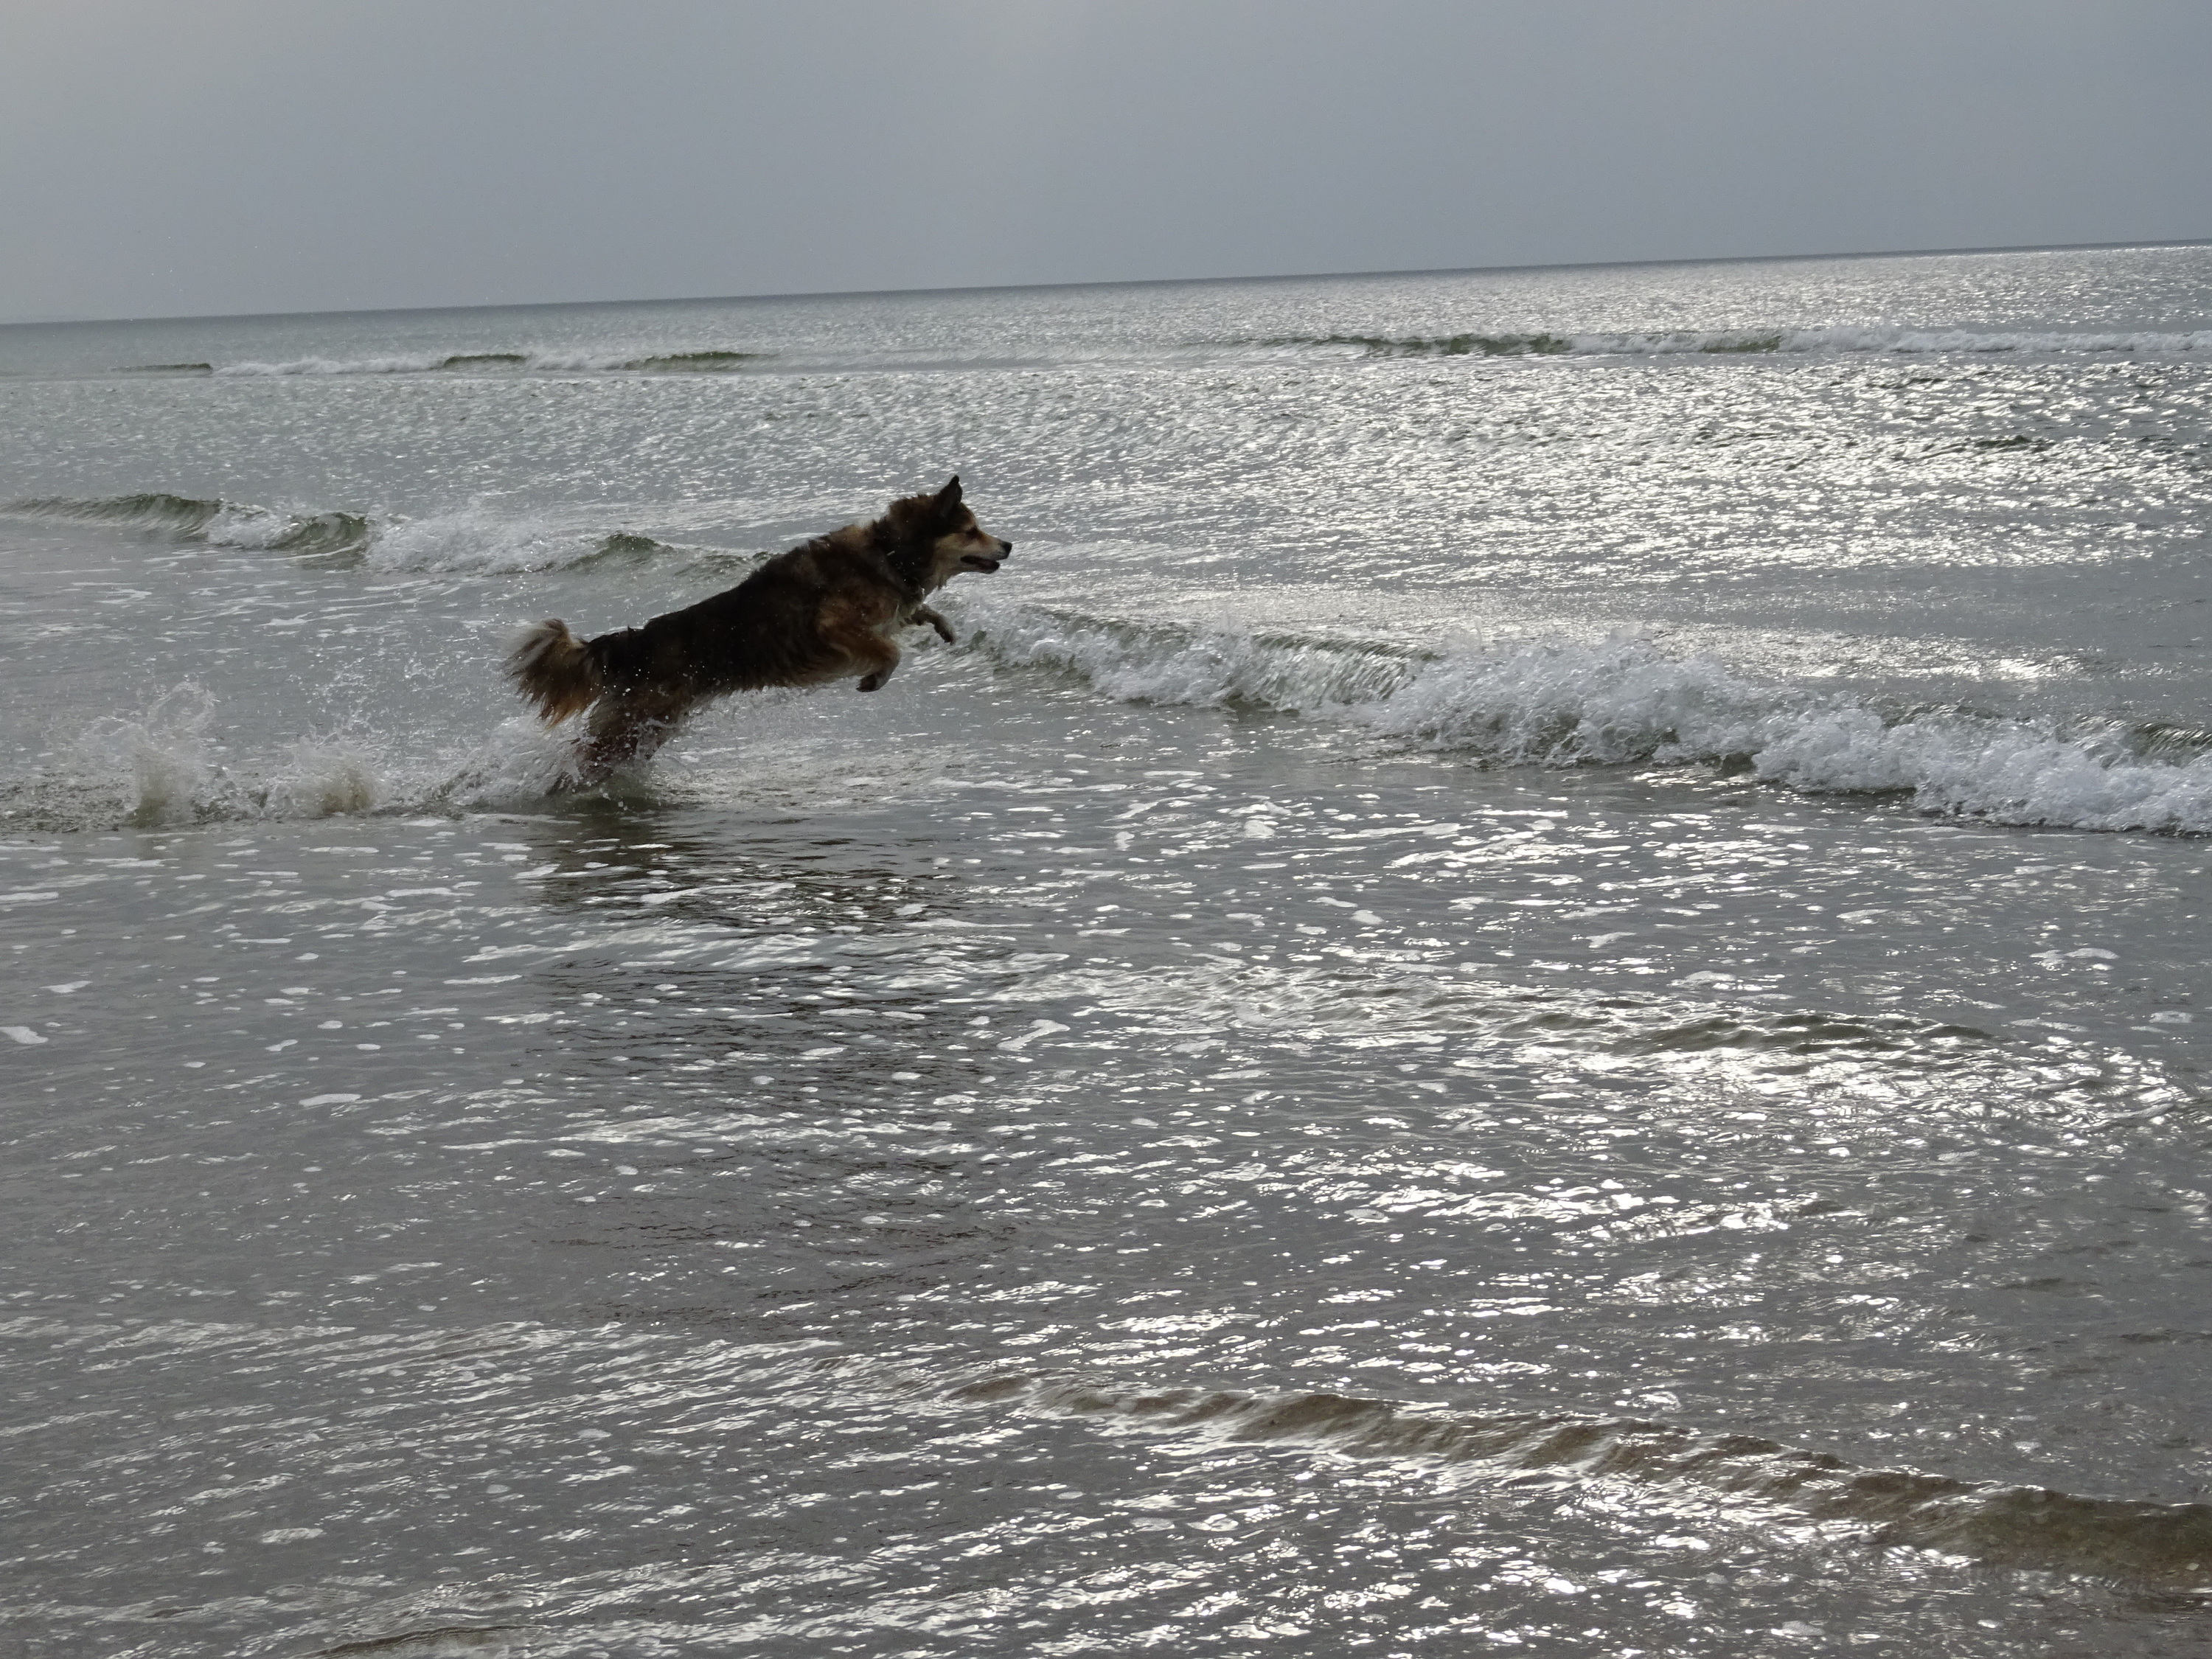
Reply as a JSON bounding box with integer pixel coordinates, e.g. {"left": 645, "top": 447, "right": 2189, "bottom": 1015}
{"left": 961, "top": 540, "right": 1012, "bottom": 573}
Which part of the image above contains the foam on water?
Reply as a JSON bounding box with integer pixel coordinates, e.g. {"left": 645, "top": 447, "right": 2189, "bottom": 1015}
{"left": 962, "top": 599, "right": 2212, "bottom": 834}
{"left": 18, "top": 577, "right": 2212, "bottom": 837}
{"left": 202, "top": 501, "right": 374, "bottom": 559}
{"left": 364, "top": 507, "right": 619, "bottom": 574}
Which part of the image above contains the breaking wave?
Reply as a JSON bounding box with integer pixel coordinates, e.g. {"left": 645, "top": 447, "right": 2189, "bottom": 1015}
{"left": 145, "top": 347, "right": 770, "bottom": 377}
{"left": 0, "top": 493, "right": 682, "bottom": 572}
{"left": 1268, "top": 326, "right": 2212, "bottom": 360}
{"left": 961, "top": 600, "right": 2212, "bottom": 834}
{"left": 947, "top": 1371, "right": 2212, "bottom": 1580}
{"left": 361, "top": 507, "right": 682, "bottom": 574}
{"left": 4, "top": 491, "right": 225, "bottom": 532}
{"left": 1, "top": 492, "right": 371, "bottom": 559}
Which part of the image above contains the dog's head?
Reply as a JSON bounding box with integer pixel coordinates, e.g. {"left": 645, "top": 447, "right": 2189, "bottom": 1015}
{"left": 883, "top": 476, "right": 1012, "bottom": 589}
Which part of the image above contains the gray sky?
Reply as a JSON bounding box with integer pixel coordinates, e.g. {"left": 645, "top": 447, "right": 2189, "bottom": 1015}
{"left": 3, "top": 0, "right": 2208, "bottom": 323}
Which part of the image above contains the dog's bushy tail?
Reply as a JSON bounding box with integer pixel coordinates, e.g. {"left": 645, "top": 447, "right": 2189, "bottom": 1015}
{"left": 506, "top": 619, "right": 603, "bottom": 723}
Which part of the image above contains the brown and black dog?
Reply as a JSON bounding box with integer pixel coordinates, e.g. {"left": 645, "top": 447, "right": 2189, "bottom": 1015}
{"left": 505, "top": 476, "right": 1011, "bottom": 782}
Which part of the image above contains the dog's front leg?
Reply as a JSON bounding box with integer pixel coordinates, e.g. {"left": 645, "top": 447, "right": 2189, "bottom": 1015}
{"left": 911, "top": 604, "right": 956, "bottom": 645}
{"left": 818, "top": 595, "right": 903, "bottom": 692}
{"left": 841, "top": 636, "right": 901, "bottom": 692}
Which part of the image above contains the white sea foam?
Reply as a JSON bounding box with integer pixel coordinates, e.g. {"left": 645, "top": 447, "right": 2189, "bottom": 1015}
{"left": 32, "top": 613, "right": 2212, "bottom": 836}
{"left": 201, "top": 502, "right": 372, "bottom": 557}
{"left": 201, "top": 502, "right": 302, "bottom": 548}
{"left": 364, "top": 507, "right": 601, "bottom": 574}
{"left": 961, "top": 599, "right": 2212, "bottom": 835}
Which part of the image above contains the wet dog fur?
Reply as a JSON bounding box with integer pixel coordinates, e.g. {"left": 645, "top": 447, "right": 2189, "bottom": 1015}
{"left": 505, "top": 476, "right": 1011, "bottom": 783}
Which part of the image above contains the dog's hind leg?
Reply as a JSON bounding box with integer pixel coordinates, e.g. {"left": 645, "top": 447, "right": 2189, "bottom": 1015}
{"left": 574, "top": 690, "right": 690, "bottom": 783}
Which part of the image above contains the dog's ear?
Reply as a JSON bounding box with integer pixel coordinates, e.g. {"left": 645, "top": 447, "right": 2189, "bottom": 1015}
{"left": 934, "top": 476, "right": 963, "bottom": 511}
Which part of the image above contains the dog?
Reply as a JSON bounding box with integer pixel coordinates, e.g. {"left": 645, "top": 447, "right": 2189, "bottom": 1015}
{"left": 505, "top": 476, "right": 1011, "bottom": 782}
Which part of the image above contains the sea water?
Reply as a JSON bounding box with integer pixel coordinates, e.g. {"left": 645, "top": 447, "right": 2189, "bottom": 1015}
{"left": 3, "top": 246, "right": 2211, "bottom": 1655}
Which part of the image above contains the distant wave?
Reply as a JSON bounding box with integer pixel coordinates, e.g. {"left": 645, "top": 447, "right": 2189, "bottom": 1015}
{"left": 1266, "top": 326, "right": 2212, "bottom": 360}
{"left": 951, "top": 1370, "right": 2212, "bottom": 1579}
{"left": 100, "top": 330, "right": 2212, "bottom": 379}
{"left": 0, "top": 493, "right": 683, "bottom": 573}
{"left": 134, "top": 347, "right": 773, "bottom": 377}
{"left": 959, "top": 599, "right": 2212, "bottom": 835}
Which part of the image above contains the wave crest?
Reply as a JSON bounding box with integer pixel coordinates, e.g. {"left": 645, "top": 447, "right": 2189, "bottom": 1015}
{"left": 961, "top": 601, "right": 2212, "bottom": 834}
{"left": 198, "top": 347, "right": 766, "bottom": 377}
{"left": 4, "top": 492, "right": 226, "bottom": 533}
{"left": 2, "top": 493, "right": 681, "bottom": 573}
{"left": 951, "top": 1371, "right": 2212, "bottom": 1579}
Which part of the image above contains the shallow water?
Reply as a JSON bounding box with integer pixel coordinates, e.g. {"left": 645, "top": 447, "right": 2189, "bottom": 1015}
{"left": 4, "top": 247, "right": 2212, "bottom": 1656}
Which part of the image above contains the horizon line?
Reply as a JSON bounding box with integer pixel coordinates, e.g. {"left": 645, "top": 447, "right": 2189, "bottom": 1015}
{"left": 4, "top": 235, "right": 2208, "bottom": 330}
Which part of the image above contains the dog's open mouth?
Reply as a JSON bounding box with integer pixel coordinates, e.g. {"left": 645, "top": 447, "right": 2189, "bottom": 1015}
{"left": 961, "top": 554, "right": 1004, "bottom": 572}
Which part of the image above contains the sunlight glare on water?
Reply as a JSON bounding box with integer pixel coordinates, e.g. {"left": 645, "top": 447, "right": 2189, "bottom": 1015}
{"left": 4, "top": 246, "right": 2212, "bottom": 1656}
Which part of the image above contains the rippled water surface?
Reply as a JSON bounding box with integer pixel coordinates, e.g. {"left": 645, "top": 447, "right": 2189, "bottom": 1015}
{"left": 4, "top": 248, "right": 2212, "bottom": 1656}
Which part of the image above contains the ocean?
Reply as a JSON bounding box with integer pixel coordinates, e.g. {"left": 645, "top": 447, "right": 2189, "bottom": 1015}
{"left": 3, "top": 246, "right": 2210, "bottom": 1656}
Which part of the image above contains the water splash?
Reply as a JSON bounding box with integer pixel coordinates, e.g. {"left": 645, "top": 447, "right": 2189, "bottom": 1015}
{"left": 69, "top": 682, "right": 218, "bottom": 827}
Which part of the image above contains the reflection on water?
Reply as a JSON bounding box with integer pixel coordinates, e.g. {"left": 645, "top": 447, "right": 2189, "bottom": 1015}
{"left": 7, "top": 752, "right": 2212, "bottom": 1652}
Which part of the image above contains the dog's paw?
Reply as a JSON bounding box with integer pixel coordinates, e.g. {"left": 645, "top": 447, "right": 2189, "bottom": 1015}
{"left": 930, "top": 619, "right": 957, "bottom": 644}
{"left": 857, "top": 672, "right": 886, "bottom": 692}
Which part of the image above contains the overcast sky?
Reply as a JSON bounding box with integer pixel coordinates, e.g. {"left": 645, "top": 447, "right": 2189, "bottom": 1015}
{"left": 2, "top": 0, "right": 2208, "bottom": 323}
